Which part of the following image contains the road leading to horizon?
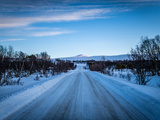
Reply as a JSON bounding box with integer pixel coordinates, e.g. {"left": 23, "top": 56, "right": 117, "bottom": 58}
{"left": 5, "top": 64, "right": 160, "bottom": 120}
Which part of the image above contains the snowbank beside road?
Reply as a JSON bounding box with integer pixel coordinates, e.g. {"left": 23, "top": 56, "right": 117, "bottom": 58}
{"left": 1, "top": 64, "right": 160, "bottom": 120}
{"left": 0, "top": 71, "right": 74, "bottom": 120}
{"left": 87, "top": 70, "right": 160, "bottom": 119}
{"left": 88, "top": 70, "right": 160, "bottom": 101}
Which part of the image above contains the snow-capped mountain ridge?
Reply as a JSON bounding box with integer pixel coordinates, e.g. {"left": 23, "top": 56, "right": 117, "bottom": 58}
{"left": 56, "top": 54, "right": 129, "bottom": 61}
{"left": 75, "top": 54, "right": 89, "bottom": 57}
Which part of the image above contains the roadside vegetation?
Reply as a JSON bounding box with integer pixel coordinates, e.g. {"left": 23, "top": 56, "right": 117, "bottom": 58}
{"left": 0, "top": 46, "right": 76, "bottom": 86}
{"left": 87, "top": 35, "right": 160, "bottom": 85}
{"left": 0, "top": 35, "right": 159, "bottom": 86}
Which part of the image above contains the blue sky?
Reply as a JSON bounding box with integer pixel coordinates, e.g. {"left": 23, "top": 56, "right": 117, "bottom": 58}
{"left": 0, "top": 0, "right": 160, "bottom": 58}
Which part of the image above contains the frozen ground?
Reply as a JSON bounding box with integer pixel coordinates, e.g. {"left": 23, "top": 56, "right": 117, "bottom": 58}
{"left": 0, "top": 72, "right": 73, "bottom": 102}
{"left": 0, "top": 64, "right": 160, "bottom": 120}
{"left": 103, "top": 69, "right": 160, "bottom": 101}
{"left": 109, "top": 69, "right": 160, "bottom": 88}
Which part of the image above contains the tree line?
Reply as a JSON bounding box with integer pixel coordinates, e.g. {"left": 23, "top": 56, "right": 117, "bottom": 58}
{"left": 0, "top": 45, "right": 76, "bottom": 86}
{"left": 87, "top": 35, "right": 160, "bottom": 85}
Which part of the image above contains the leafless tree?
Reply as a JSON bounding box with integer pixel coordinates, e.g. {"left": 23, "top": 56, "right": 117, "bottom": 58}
{"left": 129, "top": 35, "right": 160, "bottom": 85}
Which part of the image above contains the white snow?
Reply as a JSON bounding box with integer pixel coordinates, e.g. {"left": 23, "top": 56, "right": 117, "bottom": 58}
{"left": 86, "top": 70, "right": 160, "bottom": 119}
{"left": 0, "top": 73, "right": 71, "bottom": 101}
{"left": 0, "top": 64, "right": 160, "bottom": 120}
{"left": 0, "top": 71, "right": 74, "bottom": 120}
{"left": 102, "top": 69, "right": 160, "bottom": 100}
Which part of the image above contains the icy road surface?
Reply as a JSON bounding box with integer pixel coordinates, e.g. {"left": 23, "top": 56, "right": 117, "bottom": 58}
{"left": 4, "top": 64, "right": 160, "bottom": 120}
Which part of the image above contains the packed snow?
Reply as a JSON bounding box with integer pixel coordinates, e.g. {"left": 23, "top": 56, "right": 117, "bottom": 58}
{"left": 0, "top": 64, "right": 160, "bottom": 120}
{"left": 0, "top": 72, "right": 74, "bottom": 102}
{"left": 0, "top": 71, "right": 74, "bottom": 120}
{"left": 104, "top": 69, "right": 160, "bottom": 100}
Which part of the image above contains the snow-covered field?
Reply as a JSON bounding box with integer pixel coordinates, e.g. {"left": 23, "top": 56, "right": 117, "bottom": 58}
{"left": 109, "top": 69, "right": 160, "bottom": 87}
{"left": 103, "top": 69, "right": 160, "bottom": 100}
{"left": 0, "top": 72, "right": 74, "bottom": 102}
{"left": 0, "top": 64, "right": 160, "bottom": 120}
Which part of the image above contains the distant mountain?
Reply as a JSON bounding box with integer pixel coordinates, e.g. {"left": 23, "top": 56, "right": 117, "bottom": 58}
{"left": 75, "top": 54, "right": 90, "bottom": 58}
{"left": 55, "top": 54, "right": 129, "bottom": 61}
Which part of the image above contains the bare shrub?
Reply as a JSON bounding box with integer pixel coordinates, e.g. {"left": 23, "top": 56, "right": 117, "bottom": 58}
{"left": 126, "top": 72, "right": 131, "bottom": 81}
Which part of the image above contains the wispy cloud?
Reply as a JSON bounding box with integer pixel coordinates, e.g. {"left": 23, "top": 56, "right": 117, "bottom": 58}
{"left": 0, "top": 27, "right": 74, "bottom": 37}
{"left": 31, "top": 31, "right": 73, "bottom": 37}
{"left": 0, "top": 39, "right": 25, "bottom": 42}
{"left": 0, "top": 8, "right": 110, "bottom": 28}
{"left": 122, "top": 0, "right": 160, "bottom": 2}
{"left": 0, "top": 0, "right": 159, "bottom": 15}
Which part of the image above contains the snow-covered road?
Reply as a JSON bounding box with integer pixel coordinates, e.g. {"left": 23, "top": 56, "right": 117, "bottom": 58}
{"left": 3, "top": 64, "right": 160, "bottom": 120}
